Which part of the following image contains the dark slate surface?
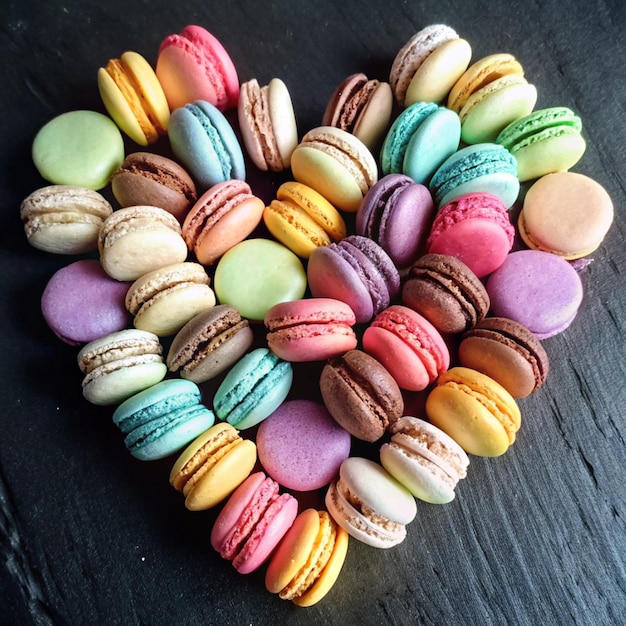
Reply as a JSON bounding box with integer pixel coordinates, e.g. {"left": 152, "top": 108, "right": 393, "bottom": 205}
{"left": 1, "top": 1, "right": 625, "bottom": 624}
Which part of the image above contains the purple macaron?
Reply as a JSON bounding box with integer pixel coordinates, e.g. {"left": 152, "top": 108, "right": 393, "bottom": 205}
{"left": 307, "top": 235, "right": 401, "bottom": 323}
{"left": 41, "top": 259, "right": 131, "bottom": 345}
{"left": 356, "top": 174, "right": 435, "bottom": 269}
{"left": 486, "top": 250, "right": 584, "bottom": 339}
{"left": 256, "top": 400, "right": 351, "bottom": 492}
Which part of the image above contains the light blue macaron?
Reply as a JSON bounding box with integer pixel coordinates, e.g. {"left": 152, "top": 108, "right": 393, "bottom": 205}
{"left": 112, "top": 379, "right": 215, "bottom": 460}
{"left": 214, "top": 348, "right": 293, "bottom": 431}
{"left": 169, "top": 100, "right": 245, "bottom": 190}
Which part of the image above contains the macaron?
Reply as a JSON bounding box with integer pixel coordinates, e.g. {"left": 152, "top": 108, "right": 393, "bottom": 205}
{"left": 238, "top": 77, "right": 298, "bottom": 172}
{"left": 210, "top": 472, "right": 299, "bottom": 574}
{"left": 77, "top": 329, "right": 167, "bottom": 406}
{"left": 156, "top": 24, "right": 240, "bottom": 111}
{"left": 98, "top": 205, "right": 188, "bottom": 282}
{"left": 265, "top": 509, "right": 349, "bottom": 607}
{"left": 41, "top": 259, "right": 131, "bottom": 346}
{"left": 496, "top": 106, "right": 587, "bottom": 182}
{"left": 256, "top": 400, "right": 352, "bottom": 491}
{"left": 518, "top": 172, "right": 614, "bottom": 260}
{"left": 169, "top": 422, "right": 257, "bottom": 511}
{"left": 380, "top": 416, "right": 470, "bottom": 504}
{"left": 325, "top": 457, "right": 417, "bottom": 549}
{"left": 307, "top": 235, "right": 401, "bottom": 324}
{"left": 425, "top": 367, "right": 522, "bottom": 457}
{"left": 380, "top": 101, "right": 461, "bottom": 184}
{"left": 168, "top": 100, "right": 245, "bottom": 190}
{"left": 320, "top": 349, "right": 404, "bottom": 442}
{"left": 32, "top": 110, "right": 124, "bottom": 190}
{"left": 214, "top": 238, "right": 307, "bottom": 322}
{"left": 321, "top": 72, "right": 393, "bottom": 151}
{"left": 125, "top": 262, "right": 216, "bottom": 337}
{"left": 112, "top": 379, "right": 215, "bottom": 461}
{"left": 167, "top": 304, "right": 254, "bottom": 383}
{"left": 111, "top": 152, "right": 197, "bottom": 222}
{"left": 447, "top": 53, "right": 537, "bottom": 144}
{"left": 401, "top": 253, "right": 490, "bottom": 334}
{"left": 263, "top": 181, "right": 347, "bottom": 259}
{"left": 389, "top": 24, "right": 472, "bottom": 106}
{"left": 429, "top": 143, "right": 520, "bottom": 208}
{"left": 213, "top": 348, "right": 293, "bottom": 431}
{"left": 20, "top": 185, "right": 113, "bottom": 255}
{"left": 363, "top": 305, "right": 450, "bottom": 391}
{"left": 264, "top": 298, "right": 358, "bottom": 362}
{"left": 97, "top": 51, "right": 169, "bottom": 146}
{"left": 425, "top": 191, "right": 515, "bottom": 278}
{"left": 356, "top": 173, "right": 435, "bottom": 269}
{"left": 486, "top": 249, "right": 584, "bottom": 339}
{"left": 291, "top": 126, "right": 378, "bottom": 212}
{"left": 458, "top": 317, "right": 550, "bottom": 398}
{"left": 182, "top": 179, "right": 265, "bottom": 265}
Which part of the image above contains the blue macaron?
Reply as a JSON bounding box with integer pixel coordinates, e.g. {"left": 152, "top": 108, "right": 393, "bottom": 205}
{"left": 429, "top": 143, "right": 520, "bottom": 208}
{"left": 213, "top": 348, "right": 293, "bottom": 431}
{"left": 112, "top": 379, "right": 215, "bottom": 460}
{"left": 380, "top": 101, "right": 461, "bottom": 184}
{"left": 169, "top": 100, "right": 246, "bottom": 190}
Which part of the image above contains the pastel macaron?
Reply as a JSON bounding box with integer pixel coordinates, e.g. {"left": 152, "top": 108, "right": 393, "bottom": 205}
{"left": 167, "top": 305, "right": 254, "bottom": 383}
{"left": 425, "top": 191, "right": 515, "bottom": 278}
{"left": 213, "top": 348, "right": 293, "bottom": 431}
{"left": 307, "top": 235, "right": 401, "bottom": 324}
{"left": 77, "top": 329, "right": 167, "bottom": 406}
{"left": 389, "top": 24, "right": 472, "bottom": 106}
{"left": 496, "top": 106, "right": 586, "bottom": 182}
{"left": 170, "top": 422, "right": 257, "bottom": 510}
{"left": 356, "top": 173, "right": 435, "bottom": 269}
{"left": 41, "top": 259, "right": 131, "bottom": 346}
{"left": 380, "top": 416, "right": 470, "bottom": 504}
{"left": 322, "top": 72, "right": 394, "bottom": 151}
{"left": 264, "top": 298, "right": 358, "bottom": 362}
{"left": 320, "top": 349, "right": 404, "bottom": 442}
{"left": 325, "top": 457, "right": 417, "bottom": 548}
{"left": 265, "top": 509, "right": 349, "bottom": 607}
{"left": 168, "top": 100, "right": 245, "bottom": 190}
{"left": 518, "top": 172, "right": 614, "bottom": 260}
{"left": 362, "top": 305, "right": 450, "bottom": 391}
{"left": 402, "top": 253, "right": 490, "bottom": 334}
{"left": 97, "top": 51, "right": 169, "bottom": 146}
{"left": 256, "top": 400, "right": 352, "bottom": 491}
{"left": 156, "top": 25, "right": 239, "bottom": 111}
{"left": 238, "top": 77, "right": 298, "bottom": 172}
{"left": 32, "top": 110, "right": 124, "bottom": 190}
{"left": 20, "top": 185, "right": 113, "bottom": 255}
{"left": 210, "top": 472, "right": 299, "bottom": 574}
{"left": 291, "top": 126, "right": 378, "bottom": 212}
{"left": 458, "top": 317, "right": 550, "bottom": 398}
{"left": 182, "top": 179, "right": 265, "bottom": 265}
{"left": 112, "top": 379, "right": 215, "bottom": 461}
{"left": 426, "top": 367, "right": 522, "bottom": 457}
{"left": 263, "top": 181, "right": 347, "bottom": 258}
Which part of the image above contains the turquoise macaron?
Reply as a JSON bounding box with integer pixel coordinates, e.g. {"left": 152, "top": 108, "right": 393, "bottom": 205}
{"left": 214, "top": 348, "right": 293, "bottom": 431}
{"left": 429, "top": 143, "right": 520, "bottom": 208}
{"left": 380, "top": 101, "right": 461, "bottom": 184}
{"left": 112, "top": 379, "right": 215, "bottom": 460}
{"left": 168, "top": 100, "right": 245, "bottom": 190}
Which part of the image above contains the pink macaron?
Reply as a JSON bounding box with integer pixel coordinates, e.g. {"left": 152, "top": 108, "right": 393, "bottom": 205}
{"left": 210, "top": 472, "right": 298, "bottom": 574}
{"left": 426, "top": 191, "right": 515, "bottom": 278}
{"left": 264, "top": 297, "right": 358, "bottom": 362}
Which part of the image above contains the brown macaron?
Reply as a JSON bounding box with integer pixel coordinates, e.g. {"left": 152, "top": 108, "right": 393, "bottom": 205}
{"left": 458, "top": 316, "right": 550, "bottom": 397}
{"left": 402, "top": 253, "right": 489, "bottom": 334}
{"left": 320, "top": 349, "right": 403, "bottom": 442}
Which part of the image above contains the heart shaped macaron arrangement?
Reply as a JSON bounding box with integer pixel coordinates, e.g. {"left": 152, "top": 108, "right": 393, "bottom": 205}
{"left": 21, "top": 21, "right": 614, "bottom": 607}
